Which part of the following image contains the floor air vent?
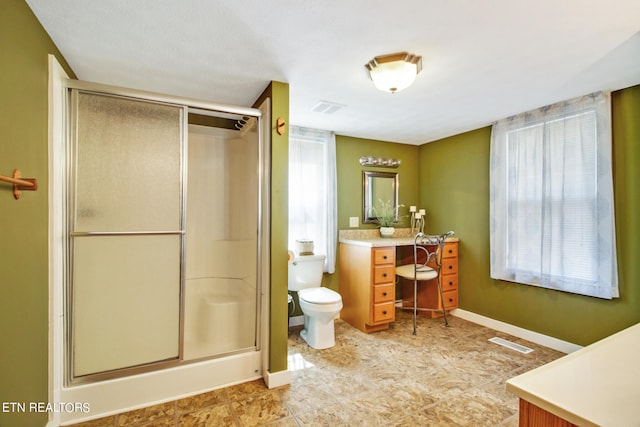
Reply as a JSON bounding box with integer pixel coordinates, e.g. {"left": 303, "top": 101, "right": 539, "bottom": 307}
{"left": 488, "top": 337, "right": 534, "bottom": 354}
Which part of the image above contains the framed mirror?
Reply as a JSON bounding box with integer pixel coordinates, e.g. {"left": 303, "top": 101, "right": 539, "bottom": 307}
{"left": 362, "top": 171, "right": 398, "bottom": 224}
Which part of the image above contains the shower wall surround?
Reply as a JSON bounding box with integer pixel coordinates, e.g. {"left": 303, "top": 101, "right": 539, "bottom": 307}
{"left": 183, "top": 124, "right": 259, "bottom": 360}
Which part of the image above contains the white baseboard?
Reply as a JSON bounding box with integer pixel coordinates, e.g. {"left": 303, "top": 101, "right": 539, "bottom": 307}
{"left": 291, "top": 309, "right": 580, "bottom": 353}
{"left": 264, "top": 369, "right": 291, "bottom": 389}
{"left": 288, "top": 315, "right": 304, "bottom": 327}
{"left": 451, "top": 309, "right": 583, "bottom": 354}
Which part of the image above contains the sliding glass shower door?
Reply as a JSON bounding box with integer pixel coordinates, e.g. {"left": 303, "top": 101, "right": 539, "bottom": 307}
{"left": 69, "top": 91, "right": 185, "bottom": 379}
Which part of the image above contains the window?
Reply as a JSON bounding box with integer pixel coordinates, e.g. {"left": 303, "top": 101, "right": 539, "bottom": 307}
{"left": 490, "top": 92, "right": 618, "bottom": 299}
{"left": 288, "top": 126, "right": 337, "bottom": 273}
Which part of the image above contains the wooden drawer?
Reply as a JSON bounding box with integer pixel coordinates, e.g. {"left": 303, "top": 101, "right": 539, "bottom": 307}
{"left": 372, "top": 302, "right": 395, "bottom": 323}
{"left": 374, "top": 265, "right": 395, "bottom": 284}
{"left": 442, "top": 258, "right": 458, "bottom": 275}
{"left": 443, "top": 242, "right": 458, "bottom": 258}
{"left": 442, "top": 274, "right": 458, "bottom": 292}
{"left": 442, "top": 290, "right": 458, "bottom": 309}
{"left": 373, "top": 247, "right": 395, "bottom": 265}
{"left": 373, "top": 283, "right": 394, "bottom": 303}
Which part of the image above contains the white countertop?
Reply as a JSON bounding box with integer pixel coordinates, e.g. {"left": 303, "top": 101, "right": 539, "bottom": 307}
{"left": 338, "top": 228, "right": 459, "bottom": 248}
{"left": 339, "top": 236, "right": 417, "bottom": 247}
{"left": 506, "top": 322, "right": 640, "bottom": 427}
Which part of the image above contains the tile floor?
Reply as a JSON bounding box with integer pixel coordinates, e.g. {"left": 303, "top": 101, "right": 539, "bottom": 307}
{"left": 70, "top": 310, "right": 564, "bottom": 426}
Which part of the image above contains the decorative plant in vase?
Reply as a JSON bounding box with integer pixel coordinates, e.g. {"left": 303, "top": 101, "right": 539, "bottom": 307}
{"left": 372, "top": 199, "right": 404, "bottom": 238}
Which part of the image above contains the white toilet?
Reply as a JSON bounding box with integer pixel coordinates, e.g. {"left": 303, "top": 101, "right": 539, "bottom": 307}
{"left": 288, "top": 254, "right": 343, "bottom": 349}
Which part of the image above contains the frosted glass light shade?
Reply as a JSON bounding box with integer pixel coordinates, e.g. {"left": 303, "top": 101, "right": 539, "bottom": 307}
{"left": 366, "top": 52, "right": 422, "bottom": 93}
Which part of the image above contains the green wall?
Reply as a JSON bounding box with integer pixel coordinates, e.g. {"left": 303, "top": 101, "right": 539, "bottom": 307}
{"left": 419, "top": 86, "right": 640, "bottom": 346}
{"left": 336, "top": 136, "right": 421, "bottom": 231}
{"left": 264, "top": 82, "right": 290, "bottom": 373}
{"left": 0, "top": 1, "right": 75, "bottom": 426}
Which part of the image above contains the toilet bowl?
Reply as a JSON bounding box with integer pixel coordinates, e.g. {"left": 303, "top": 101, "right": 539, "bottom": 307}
{"left": 298, "top": 287, "right": 343, "bottom": 349}
{"left": 288, "top": 254, "right": 343, "bottom": 349}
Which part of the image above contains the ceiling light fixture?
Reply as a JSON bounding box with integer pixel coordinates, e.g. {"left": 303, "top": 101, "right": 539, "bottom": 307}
{"left": 365, "top": 52, "right": 422, "bottom": 94}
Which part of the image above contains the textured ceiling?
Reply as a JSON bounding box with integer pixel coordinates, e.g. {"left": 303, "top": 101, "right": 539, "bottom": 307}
{"left": 26, "top": 0, "right": 640, "bottom": 144}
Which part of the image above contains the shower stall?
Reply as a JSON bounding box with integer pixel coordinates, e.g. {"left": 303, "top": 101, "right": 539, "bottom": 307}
{"left": 52, "top": 76, "right": 270, "bottom": 424}
{"left": 183, "top": 121, "right": 260, "bottom": 361}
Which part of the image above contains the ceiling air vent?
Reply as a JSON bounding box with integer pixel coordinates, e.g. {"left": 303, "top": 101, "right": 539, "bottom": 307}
{"left": 311, "top": 100, "right": 345, "bottom": 114}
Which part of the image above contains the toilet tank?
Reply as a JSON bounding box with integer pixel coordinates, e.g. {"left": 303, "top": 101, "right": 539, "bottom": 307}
{"left": 288, "top": 254, "right": 326, "bottom": 291}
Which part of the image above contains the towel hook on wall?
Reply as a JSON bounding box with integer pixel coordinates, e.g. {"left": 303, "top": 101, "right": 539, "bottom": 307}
{"left": 276, "top": 117, "right": 286, "bottom": 135}
{"left": 0, "top": 169, "right": 38, "bottom": 200}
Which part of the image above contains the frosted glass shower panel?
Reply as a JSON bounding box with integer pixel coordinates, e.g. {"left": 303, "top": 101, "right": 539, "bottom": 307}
{"left": 73, "top": 235, "right": 181, "bottom": 377}
{"left": 70, "top": 90, "right": 185, "bottom": 380}
{"left": 73, "top": 92, "right": 183, "bottom": 232}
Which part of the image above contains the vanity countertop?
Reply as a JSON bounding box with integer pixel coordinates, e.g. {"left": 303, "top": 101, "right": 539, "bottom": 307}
{"left": 506, "top": 322, "right": 640, "bottom": 427}
{"left": 339, "top": 229, "right": 459, "bottom": 247}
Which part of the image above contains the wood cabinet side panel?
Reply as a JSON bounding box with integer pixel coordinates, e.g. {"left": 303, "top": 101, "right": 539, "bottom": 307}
{"left": 339, "top": 243, "right": 373, "bottom": 331}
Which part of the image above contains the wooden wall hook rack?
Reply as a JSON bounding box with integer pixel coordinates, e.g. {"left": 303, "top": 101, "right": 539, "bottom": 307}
{"left": 0, "top": 169, "right": 38, "bottom": 200}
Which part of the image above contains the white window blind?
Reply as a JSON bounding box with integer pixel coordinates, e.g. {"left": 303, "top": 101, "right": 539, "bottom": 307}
{"left": 490, "top": 92, "right": 618, "bottom": 299}
{"left": 288, "top": 126, "right": 337, "bottom": 273}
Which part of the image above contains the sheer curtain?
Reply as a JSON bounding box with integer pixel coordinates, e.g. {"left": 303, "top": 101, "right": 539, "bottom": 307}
{"left": 490, "top": 92, "right": 618, "bottom": 299}
{"left": 288, "top": 126, "right": 337, "bottom": 273}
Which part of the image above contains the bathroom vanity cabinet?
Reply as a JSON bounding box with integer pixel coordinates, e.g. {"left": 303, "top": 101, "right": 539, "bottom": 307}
{"left": 339, "top": 243, "right": 396, "bottom": 333}
{"left": 338, "top": 230, "right": 460, "bottom": 333}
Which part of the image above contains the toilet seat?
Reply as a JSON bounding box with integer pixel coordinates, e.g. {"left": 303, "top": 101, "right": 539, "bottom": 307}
{"left": 298, "top": 287, "right": 341, "bottom": 305}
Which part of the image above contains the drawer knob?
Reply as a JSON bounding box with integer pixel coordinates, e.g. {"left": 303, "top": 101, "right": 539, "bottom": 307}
{"left": 382, "top": 291, "right": 388, "bottom": 296}
{"left": 449, "top": 298, "right": 453, "bottom": 302}
{"left": 449, "top": 281, "right": 453, "bottom": 286}
{"left": 448, "top": 265, "right": 453, "bottom": 270}
{"left": 382, "top": 310, "right": 387, "bottom": 315}
{"left": 383, "top": 273, "right": 387, "bottom": 277}
{"left": 383, "top": 255, "right": 388, "bottom": 259}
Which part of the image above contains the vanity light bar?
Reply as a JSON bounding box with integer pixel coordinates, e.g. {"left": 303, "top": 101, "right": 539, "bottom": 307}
{"left": 359, "top": 156, "right": 401, "bottom": 168}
